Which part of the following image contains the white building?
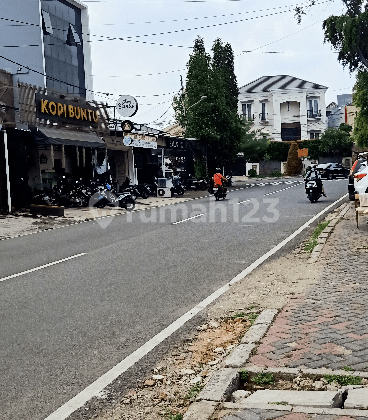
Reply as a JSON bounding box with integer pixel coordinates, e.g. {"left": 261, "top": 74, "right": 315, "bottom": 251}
{"left": 238, "top": 75, "right": 328, "bottom": 141}
{"left": 326, "top": 94, "right": 353, "bottom": 128}
{"left": 0, "top": 0, "right": 93, "bottom": 99}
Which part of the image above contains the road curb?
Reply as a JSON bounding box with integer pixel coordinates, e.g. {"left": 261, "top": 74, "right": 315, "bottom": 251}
{"left": 309, "top": 202, "right": 350, "bottom": 262}
{"left": 188, "top": 309, "right": 278, "bottom": 413}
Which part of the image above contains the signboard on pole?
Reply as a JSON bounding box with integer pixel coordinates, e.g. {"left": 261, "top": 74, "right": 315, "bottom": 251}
{"left": 116, "top": 95, "right": 138, "bottom": 117}
{"left": 123, "top": 136, "right": 157, "bottom": 149}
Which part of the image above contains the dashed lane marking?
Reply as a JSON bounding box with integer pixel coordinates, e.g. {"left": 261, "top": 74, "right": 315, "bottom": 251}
{"left": 0, "top": 253, "right": 87, "bottom": 283}
{"left": 171, "top": 213, "right": 205, "bottom": 225}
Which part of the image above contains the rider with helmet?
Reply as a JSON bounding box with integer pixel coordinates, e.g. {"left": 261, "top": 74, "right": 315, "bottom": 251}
{"left": 305, "top": 165, "right": 327, "bottom": 197}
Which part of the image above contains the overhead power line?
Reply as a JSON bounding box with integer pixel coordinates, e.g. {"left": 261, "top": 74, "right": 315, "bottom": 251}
{"left": 0, "top": 54, "right": 180, "bottom": 99}
{"left": 0, "top": 0, "right": 334, "bottom": 49}
{"left": 0, "top": 0, "right": 340, "bottom": 102}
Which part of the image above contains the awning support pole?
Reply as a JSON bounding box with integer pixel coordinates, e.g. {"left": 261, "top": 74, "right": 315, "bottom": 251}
{"left": 2, "top": 129, "right": 12, "bottom": 213}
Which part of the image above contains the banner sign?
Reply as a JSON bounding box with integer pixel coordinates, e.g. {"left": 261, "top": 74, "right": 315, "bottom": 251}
{"left": 123, "top": 136, "right": 157, "bottom": 149}
{"left": 35, "top": 94, "right": 99, "bottom": 127}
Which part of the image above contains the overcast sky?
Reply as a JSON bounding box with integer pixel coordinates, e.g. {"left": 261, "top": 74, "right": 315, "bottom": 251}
{"left": 85, "top": 0, "right": 355, "bottom": 129}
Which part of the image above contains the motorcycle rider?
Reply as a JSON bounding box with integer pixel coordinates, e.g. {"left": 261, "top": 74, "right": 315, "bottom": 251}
{"left": 212, "top": 168, "right": 227, "bottom": 195}
{"left": 305, "top": 166, "right": 327, "bottom": 197}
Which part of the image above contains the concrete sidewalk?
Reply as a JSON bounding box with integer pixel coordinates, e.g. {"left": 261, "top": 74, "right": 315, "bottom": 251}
{"left": 184, "top": 203, "right": 368, "bottom": 420}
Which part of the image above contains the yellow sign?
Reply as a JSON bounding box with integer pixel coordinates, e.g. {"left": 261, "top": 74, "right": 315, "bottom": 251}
{"left": 36, "top": 93, "right": 99, "bottom": 127}
{"left": 40, "top": 99, "right": 99, "bottom": 123}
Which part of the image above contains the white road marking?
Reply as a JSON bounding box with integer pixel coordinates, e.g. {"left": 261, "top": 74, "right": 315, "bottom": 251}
{"left": 172, "top": 213, "right": 205, "bottom": 225}
{"left": 0, "top": 254, "right": 87, "bottom": 283}
{"left": 44, "top": 193, "right": 348, "bottom": 420}
{"left": 229, "top": 194, "right": 348, "bottom": 284}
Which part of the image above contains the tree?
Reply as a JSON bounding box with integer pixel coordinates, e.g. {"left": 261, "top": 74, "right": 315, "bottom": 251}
{"left": 352, "top": 69, "right": 368, "bottom": 147}
{"left": 285, "top": 142, "right": 302, "bottom": 175}
{"left": 238, "top": 125, "right": 269, "bottom": 163}
{"left": 206, "top": 38, "right": 243, "bottom": 172}
{"left": 296, "top": 1, "right": 368, "bottom": 72}
{"left": 318, "top": 126, "right": 353, "bottom": 156}
{"left": 173, "top": 36, "right": 244, "bottom": 175}
{"left": 172, "top": 36, "right": 211, "bottom": 139}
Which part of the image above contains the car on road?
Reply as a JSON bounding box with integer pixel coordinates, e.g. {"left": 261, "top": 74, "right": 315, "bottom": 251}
{"left": 316, "top": 163, "right": 349, "bottom": 179}
{"left": 348, "top": 155, "right": 368, "bottom": 200}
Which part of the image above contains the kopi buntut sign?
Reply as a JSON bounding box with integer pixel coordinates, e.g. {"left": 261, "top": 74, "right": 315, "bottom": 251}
{"left": 35, "top": 94, "right": 99, "bottom": 127}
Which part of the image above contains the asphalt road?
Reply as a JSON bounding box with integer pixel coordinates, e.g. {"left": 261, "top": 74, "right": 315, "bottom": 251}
{"left": 0, "top": 178, "right": 348, "bottom": 420}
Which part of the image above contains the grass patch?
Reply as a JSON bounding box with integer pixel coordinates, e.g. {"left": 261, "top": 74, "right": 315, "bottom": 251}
{"left": 239, "top": 370, "right": 249, "bottom": 381}
{"left": 230, "top": 312, "right": 258, "bottom": 325}
{"left": 304, "top": 220, "right": 330, "bottom": 253}
{"left": 251, "top": 372, "right": 274, "bottom": 385}
{"left": 168, "top": 415, "right": 183, "bottom": 420}
{"left": 185, "top": 383, "right": 204, "bottom": 400}
{"left": 247, "top": 313, "right": 258, "bottom": 325}
{"left": 162, "top": 410, "right": 183, "bottom": 420}
{"left": 324, "top": 374, "right": 362, "bottom": 386}
{"left": 343, "top": 366, "right": 354, "bottom": 372}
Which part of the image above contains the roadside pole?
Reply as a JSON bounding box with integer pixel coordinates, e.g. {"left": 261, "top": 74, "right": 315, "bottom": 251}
{"left": 1, "top": 127, "right": 12, "bottom": 213}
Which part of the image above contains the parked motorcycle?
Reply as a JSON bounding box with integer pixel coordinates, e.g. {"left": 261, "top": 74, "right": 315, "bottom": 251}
{"left": 90, "top": 182, "right": 135, "bottom": 210}
{"left": 170, "top": 177, "right": 185, "bottom": 196}
{"left": 183, "top": 176, "right": 208, "bottom": 191}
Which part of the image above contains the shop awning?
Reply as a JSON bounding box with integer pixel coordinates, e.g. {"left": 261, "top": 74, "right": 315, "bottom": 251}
{"left": 32, "top": 127, "right": 106, "bottom": 148}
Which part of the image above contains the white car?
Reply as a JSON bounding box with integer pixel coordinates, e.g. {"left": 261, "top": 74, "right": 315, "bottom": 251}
{"left": 354, "top": 164, "right": 368, "bottom": 195}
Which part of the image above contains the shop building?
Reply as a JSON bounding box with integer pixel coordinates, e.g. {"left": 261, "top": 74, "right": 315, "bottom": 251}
{"left": 0, "top": 0, "right": 92, "bottom": 99}
{"left": 105, "top": 120, "right": 195, "bottom": 191}
{"left": 0, "top": 70, "right": 110, "bottom": 210}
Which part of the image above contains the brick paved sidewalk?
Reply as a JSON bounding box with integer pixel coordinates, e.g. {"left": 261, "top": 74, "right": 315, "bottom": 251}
{"left": 248, "top": 205, "right": 368, "bottom": 371}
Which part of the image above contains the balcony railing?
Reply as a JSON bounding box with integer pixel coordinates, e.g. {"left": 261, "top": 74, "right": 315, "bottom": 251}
{"left": 259, "top": 112, "right": 268, "bottom": 122}
{"left": 307, "top": 109, "right": 322, "bottom": 118}
{"left": 242, "top": 114, "right": 255, "bottom": 121}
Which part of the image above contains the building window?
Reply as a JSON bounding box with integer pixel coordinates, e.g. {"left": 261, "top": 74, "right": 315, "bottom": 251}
{"left": 310, "top": 132, "right": 320, "bottom": 139}
{"left": 307, "top": 99, "right": 320, "bottom": 118}
{"left": 41, "top": 10, "right": 53, "bottom": 35}
{"left": 260, "top": 102, "right": 267, "bottom": 121}
{"left": 66, "top": 24, "right": 81, "bottom": 46}
{"left": 242, "top": 103, "right": 252, "bottom": 121}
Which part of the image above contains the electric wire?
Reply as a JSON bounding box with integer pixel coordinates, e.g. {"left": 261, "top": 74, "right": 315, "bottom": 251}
{"left": 0, "top": 0, "right": 334, "bottom": 49}
{"left": 0, "top": 0, "right": 343, "bottom": 112}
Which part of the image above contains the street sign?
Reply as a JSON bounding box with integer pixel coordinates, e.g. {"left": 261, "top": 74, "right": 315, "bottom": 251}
{"left": 116, "top": 95, "right": 138, "bottom": 117}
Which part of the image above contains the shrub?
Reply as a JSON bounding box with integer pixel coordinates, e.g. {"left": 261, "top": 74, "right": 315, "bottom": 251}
{"left": 248, "top": 168, "right": 257, "bottom": 177}
{"left": 251, "top": 372, "right": 274, "bottom": 385}
{"left": 267, "top": 142, "right": 290, "bottom": 161}
{"left": 285, "top": 142, "right": 302, "bottom": 175}
{"left": 239, "top": 370, "right": 249, "bottom": 381}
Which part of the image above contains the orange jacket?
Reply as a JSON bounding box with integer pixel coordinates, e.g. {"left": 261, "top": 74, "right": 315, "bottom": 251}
{"left": 213, "top": 173, "right": 226, "bottom": 187}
